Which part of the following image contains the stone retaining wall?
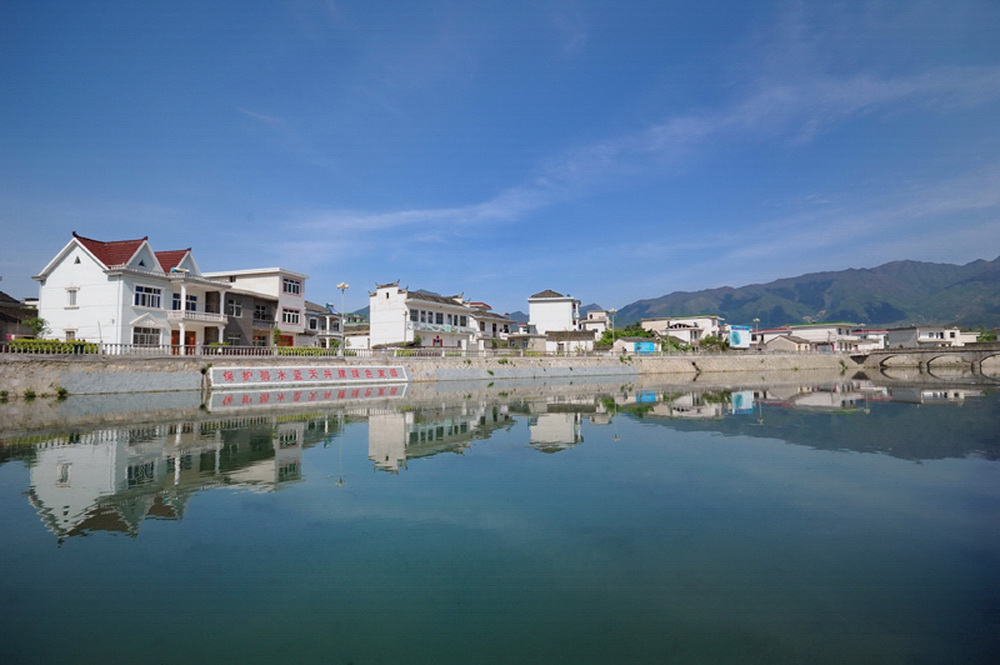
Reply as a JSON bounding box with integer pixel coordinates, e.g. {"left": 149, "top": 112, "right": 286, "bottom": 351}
{"left": 0, "top": 352, "right": 853, "bottom": 397}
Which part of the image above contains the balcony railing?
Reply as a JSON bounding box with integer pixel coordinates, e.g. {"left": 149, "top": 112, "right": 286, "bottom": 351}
{"left": 252, "top": 318, "right": 276, "bottom": 329}
{"left": 407, "top": 321, "right": 477, "bottom": 335}
{"left": 168, "top": 310, "right": 227, "bottom": 324}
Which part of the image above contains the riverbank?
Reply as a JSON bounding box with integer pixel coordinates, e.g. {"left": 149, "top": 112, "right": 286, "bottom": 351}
{"left": 0, "top": 352, "right": 854, "bottom": 398}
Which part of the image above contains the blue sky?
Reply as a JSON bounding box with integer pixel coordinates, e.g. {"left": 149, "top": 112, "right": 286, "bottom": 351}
{"left": 2, "top": 0, "right": 999, "bottom": 314}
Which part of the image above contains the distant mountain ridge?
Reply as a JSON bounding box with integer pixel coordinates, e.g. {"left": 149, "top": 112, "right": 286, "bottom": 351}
{"left": 615, "top": 257, "right": 1000, "bottom": 329}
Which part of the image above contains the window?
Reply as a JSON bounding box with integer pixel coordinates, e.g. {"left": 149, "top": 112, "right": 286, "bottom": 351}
{"left": 460, "top": 316, "right": 467, "bottom": 327}
{"left": 254, "top": 304, "right": 270, "bottom": 321}
{"left": 282, "top": 308, "right": 300, "bottom": 324}
{"left": 134, "top": 285, "right": 162, "bottom": 308}
{"left": 282, "top": 278, "right": 301, "bottom": 295}
{"left": 435, "top": 312, "right": 444, "bottom": 325}
{"left": 309, "top": 317, "right": 318, "bottom": 330}
{"left": 65, "top": 330, "right": 76, "bottom": 341}
{"left": 185, "top": 294, "right": 197, "bottom": 312}
{"left": 226, "top": 334, "right": 242, "bottom": 345}
{"left": 226, "top": 298, "right": 243, "bottom": 317}
{"left": 127, "top": 461, "right": 155, "bottom": 488}
{"left": 133, "top": 327, "right": 160, "bottom": 346}
{"left": 66, "top": 288, "right": 78, "bottom": 308}
{"left": 172, "top": 293, "right": 181, "bottom": 310}
{"left": 410, "top": 310, "right": 419, "bottom": 322}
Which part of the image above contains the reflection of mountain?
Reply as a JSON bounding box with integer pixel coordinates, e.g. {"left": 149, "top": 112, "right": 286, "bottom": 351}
{"left": 26, "top": 414, "right": 337, "bottom": 541}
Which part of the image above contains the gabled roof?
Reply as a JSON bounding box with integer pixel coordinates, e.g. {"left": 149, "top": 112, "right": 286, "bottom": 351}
{"left": 155, "top": 249, "right": 191, "bottom": 272}
{"left": 72, "top": 231, "right": 148, "bottom": 267}
{"left": 768, "top": 334, "right": 811, "bottom": 344}
{"left": 530, "top": 289, "right": 565, "bottom": 299}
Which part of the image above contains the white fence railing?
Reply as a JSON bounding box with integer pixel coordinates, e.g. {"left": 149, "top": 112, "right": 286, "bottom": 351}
{"left": 0, "top": 342, "right": 841, "bottom": 359}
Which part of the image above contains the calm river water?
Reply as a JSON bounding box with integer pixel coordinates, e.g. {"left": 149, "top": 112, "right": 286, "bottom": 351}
{"left": 1, "top": 376, "right": 998, "bottom": 664}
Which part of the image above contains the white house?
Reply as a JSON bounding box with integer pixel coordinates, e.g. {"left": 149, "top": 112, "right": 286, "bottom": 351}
{"left": 528, "top": 290, "right": 581, "bottom": 335}
{"left": 203, "top": 268, "right": 308, "bottom": 346}
{"left": 33, "top": 232, "right": 229, "bottom": 349}
{"left": 467, "top": 301, "right": 515, "bottom": 350}
{"left": 886, "top": 326, "right": 979, "bottom": 348}
{"left": 641, "top": 315, "right": 725, "bottom": 346}
{"left": 581, "top": 309, "right": 613, "bottom": 336}
{"left": 369, "top": 282, "right": 477, "bottom": 349}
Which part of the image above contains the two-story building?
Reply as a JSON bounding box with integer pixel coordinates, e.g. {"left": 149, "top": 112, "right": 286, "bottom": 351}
{"left": 527, "top": 290, "right": 580, "bottom": 335}
{"left": 204, "top": 268, "right": 308, "bottom": 346}
{"left": 218, "top": 287, "right": 279, "bottom": 347}
{"left": 581, "top": 309, "right": 614, "bottom": 336}
{"left": 33, "top": 233, "right": 229, "bottom": 350}
{"left": 641, "top": 315, "right": 725, "bottom": 346}
{"left": 468, "top": 302, "right": 516, "bottom": 350}
{"left": 369, "top": 282, "right": 477, "bottom": 349}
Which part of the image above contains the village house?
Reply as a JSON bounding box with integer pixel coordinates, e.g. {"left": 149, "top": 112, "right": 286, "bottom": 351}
{"left": 203, "top": 267, "right": 309, "bottom": 346}
{"left": 581, "top": 309, "right": 614, "bottom": 336}
{"left": 216, "top": 287, "right": 279, "bottom": 347}
{"left": 886, "top": 326, "right": 979, "bottom": 348}
{"left": 641, "top": 315, "right": 725, "bottom": 346}
{"left": 368, "top": 282, "right": 477, "bottom": 349}
{"left": 33, "top": 233, "right": 229, "bottom": 349}
{"left": 0, "top": 290, "right": 35, "bottom": 341}
{"left": 303, "top": 301, "right": 341, "bottom": 349}
{"left": 526, "top": 289, "right": 581, "bottom": 335}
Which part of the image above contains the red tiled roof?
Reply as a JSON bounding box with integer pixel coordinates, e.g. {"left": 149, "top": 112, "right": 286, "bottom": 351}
{"left": 72, "top": 231, "right": 147, "bottom": 267}
{"left": 155, "top": 249, "right": 190, "bottom": 272}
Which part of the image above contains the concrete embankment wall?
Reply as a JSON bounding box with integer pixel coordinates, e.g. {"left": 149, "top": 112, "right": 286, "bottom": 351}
{"left": 0, "top": 352, "right": 853, "bottom": 397}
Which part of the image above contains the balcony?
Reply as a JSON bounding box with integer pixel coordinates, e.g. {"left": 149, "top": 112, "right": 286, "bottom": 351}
{"left": 407, "top": 321, "right": 476, "bottom": 335}
{"left": 168, "top": 310, "right": 227, "bottom": 324}
{"left": 252, "top": 318, "right": 275, "bottom": 329}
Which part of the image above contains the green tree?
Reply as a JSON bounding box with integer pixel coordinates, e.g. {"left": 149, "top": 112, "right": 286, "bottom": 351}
{"left": 23, "top": 316, "right": 49, "bottom": 338}
{"left": 977, "top": 329, "right": 997, "bottom": 342}
{"left": 699, "top": 335, "right": 729, "bottom": 352}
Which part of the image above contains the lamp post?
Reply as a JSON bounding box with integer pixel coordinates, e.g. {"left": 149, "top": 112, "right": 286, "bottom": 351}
{"left": 337, "top": 282, "right": 349, "bottom": 355}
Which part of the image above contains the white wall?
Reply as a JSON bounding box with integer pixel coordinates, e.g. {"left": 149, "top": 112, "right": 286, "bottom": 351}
{"left": 528, "top": 298, "right": 577, "bottom": 334}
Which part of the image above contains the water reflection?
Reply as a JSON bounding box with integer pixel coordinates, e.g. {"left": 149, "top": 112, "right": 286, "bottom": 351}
{"left": 6, "top": 377, "right": 996, "bottom": 544}
{"left": 23, "top": 415, "right": 325, "bottom": 541}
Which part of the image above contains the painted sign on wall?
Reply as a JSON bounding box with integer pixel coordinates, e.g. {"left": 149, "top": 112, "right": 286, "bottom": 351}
{"left": 728, "top": 326, "right": 751, "bottom": 349}
{"left": 210, "top": 365, "right": 408, "bottom": 390}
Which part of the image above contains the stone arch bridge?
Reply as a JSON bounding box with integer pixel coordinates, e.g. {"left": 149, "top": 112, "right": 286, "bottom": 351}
{"left": 852, "top": 343, "right": 1000, "bottom": 375}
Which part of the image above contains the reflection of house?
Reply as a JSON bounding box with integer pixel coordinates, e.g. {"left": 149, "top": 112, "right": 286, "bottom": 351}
{"left": 890, "top": 387, "right": 984, "bottom": 404}
{"left": 641, "top": 316, "right": 724, "bottom": 346}
{"left": 886, "top": 326, "right": 979, "bottom": 348}
{"left": 529, "top": 411, "right": 583, "bottom": 453}
{"left": 368, "top": 404, "right": 514, "bottom": 472}
{"left": 25, "top": 415, "right": 323, "bottom": 540}
{"left": 34, "top": 233, "right": 230, "bottom": 347}
{"left": 204, "top": 268, "right": 309, "bottom": 346}
{"left": 649, "top": 393, "right": 726, "bottom": 419}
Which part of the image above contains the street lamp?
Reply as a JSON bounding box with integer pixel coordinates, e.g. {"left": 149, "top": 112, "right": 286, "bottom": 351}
{"left": 337, "top": 282, "right": 349, "bottom": 354}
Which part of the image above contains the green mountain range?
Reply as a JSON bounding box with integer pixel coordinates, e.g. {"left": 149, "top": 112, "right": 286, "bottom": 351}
{"left": 615, "top": 257, "right": 1000, "bottom": 330}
